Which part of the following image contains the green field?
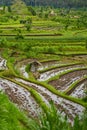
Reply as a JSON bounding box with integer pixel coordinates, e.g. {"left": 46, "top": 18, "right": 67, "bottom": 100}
{"left": 0, "top": 3, "right": 87, "bottom": 130}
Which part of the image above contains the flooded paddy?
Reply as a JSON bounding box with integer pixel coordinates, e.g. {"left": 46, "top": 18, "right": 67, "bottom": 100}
{"left": 20, "top": 65, "right": 29, "bottom": 78}
{"left": 0, "top": 78, "right": 41, "bottom": 117}
{"left": 38, "top": 60, "right": 60, "bottom": 70}
{"left": 16, "top": 78, "right": 85, "bottom": 122}
{"left": 0, "top": 56, "right": 86, "bottom": 123}
{"left": 0, "top": 57, "right": 7, "bottom": 70}
{"left": 49, "top": 69, "right": 87, "bottom": 92}
{"left": 71, "top": 80, "right": 87, "bottom": 98}
{"left": 38, "top": 64, "right": 86, "bottom": 81}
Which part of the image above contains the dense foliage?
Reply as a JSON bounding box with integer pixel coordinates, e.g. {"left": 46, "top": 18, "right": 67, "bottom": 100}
{"left": 0, "top": 0, "right": 87, "bottom": 8}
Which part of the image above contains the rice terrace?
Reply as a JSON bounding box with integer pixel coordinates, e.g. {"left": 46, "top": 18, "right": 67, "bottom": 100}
{"left": 0, "top": 0, "right": 87, "bottom": 130}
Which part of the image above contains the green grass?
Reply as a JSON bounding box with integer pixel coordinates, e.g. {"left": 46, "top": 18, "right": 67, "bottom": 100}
{"left": 0, "top": 91, "right": 87, "bottom": 130}
{"left": 0, "top": 92, "right": 31, "bottom": 130}
{"left": 0, "top": 6, "right": 87, "bottom": 130}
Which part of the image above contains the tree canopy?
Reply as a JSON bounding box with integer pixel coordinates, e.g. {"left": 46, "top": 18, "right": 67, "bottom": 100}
{"left": 0, "top": 0, "right": 87, "bottom": 8}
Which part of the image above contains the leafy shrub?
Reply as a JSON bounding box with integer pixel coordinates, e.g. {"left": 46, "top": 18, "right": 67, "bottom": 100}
{"left": 82, "top": 90, "right": 87, "bottom": 102}
{"left": 24, "top": 17, "right": 32, "bottom": 31}
{"left": 48, "top": 47, "right": 55, "bottom": 53}
{"left": 15, "top": 33, "right": 24, "bottom": 40}
{"left": 0, "top": 30, "right": 3, "bottom": 33}
{"left": 8, "top": 6, "right": 11, "bottom": 12}
{"left": 28, "top": 6, "right": 36, "bottom": 16}
{"left": 85, "top": 40, "right": 87, "bottom": 49}
{"left": 0, "top": 38, "right": 8, "bottom": 47}
{"left": 25, "top": 64, "right": 31, "bottom": 73}
{"left": 0, "top": 17, "right": 7, "bottom": 22}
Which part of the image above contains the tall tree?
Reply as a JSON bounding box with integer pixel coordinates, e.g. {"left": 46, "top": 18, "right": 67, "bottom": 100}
{"left": 0, "top": 0, "right": 87, "bottom": 8}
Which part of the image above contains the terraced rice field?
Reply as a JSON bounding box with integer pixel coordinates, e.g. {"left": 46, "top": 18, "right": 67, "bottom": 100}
{"left": 0, "top": 17, "right": 87, "bottom": 124}
{"left": 0, "top": 52, "right": 87, "bottom": 124}
{"left": 49, "top": 68, "right": 87, "bottom": 91}
{"left": 71, "top": 80, "right": 87, "bottom": 98}
{"left": 0, "top": 78, "right": 42, "bottom": 118}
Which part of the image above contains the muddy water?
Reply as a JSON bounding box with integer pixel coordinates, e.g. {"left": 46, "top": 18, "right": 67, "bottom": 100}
{"left": 16, "top": 78, "right": 85, "bottom": 123}
{"left": 15, "top": 78, "right": 50, "bottom": 106}
{"left": 38, "top": 64, "right": 85, "bottom": 81}
{"left": 0, "top": 57, "right": 7, "bottom": 70}
{"left": 38, "top": 61, "right": 77, "bottom": 71}
{"left": 38, "top": 61, "right": 60, "bottom": 70}
{"left": 71, "top": 80, "right": 87, "bottom": 98}
{"left": 20, "top": 65, "right": 29, "bottom": 78}
{"left": 20, "top": 60, "right": 59, "bottom": 77}
{"left": 0, "top": 78, "right": 41, "bottom": 117}
{"left": 49, "top": 69, "right": 87, "bottom": 92}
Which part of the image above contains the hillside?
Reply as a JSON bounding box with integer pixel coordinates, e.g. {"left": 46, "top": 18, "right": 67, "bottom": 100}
{"left": 11, "top": 0, "right": 29, "bottom": 15}
{"left": 0, "top": 0, "right": 87, "bottom": 129}
{"left": 0, "top": 0, "right": 87, "bottom": 8}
